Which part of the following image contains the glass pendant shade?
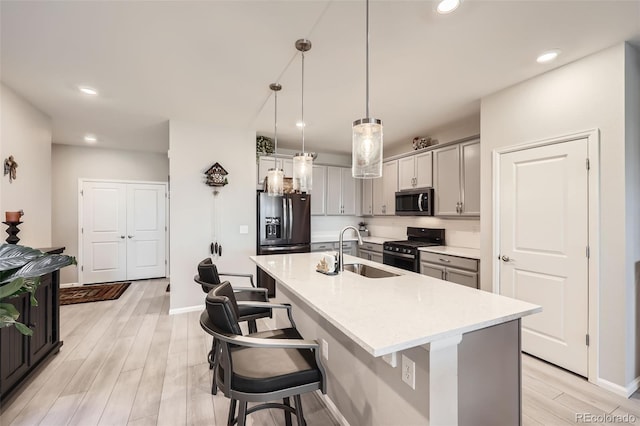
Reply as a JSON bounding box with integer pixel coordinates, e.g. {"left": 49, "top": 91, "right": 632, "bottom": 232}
{"left": 352, "top": 118, "right": 383, "bottom": 178}
{"left": 266, "top": 167, "right": 284, "bottom": 196}
{"left": 292, "top": 153, "right": 313, "bottom": 193}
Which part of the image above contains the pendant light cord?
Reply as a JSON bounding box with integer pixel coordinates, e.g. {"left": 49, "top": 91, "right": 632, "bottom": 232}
{"left": 274, "top": 89, "right": 278, "bottom": 170}
{"left": 301, "top": 51, "right": 305, "bottom": 154}
{"left": 365, "top": 0, "right": 370, "bottom": 119}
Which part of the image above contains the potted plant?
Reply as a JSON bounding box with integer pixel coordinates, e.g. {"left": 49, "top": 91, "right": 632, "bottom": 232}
{"left": 0, "top": 244, "right": 75, "bottom": 335}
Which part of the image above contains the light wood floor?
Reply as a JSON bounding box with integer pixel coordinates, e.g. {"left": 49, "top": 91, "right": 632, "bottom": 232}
{"left": 1, "top": 278, "right": 639, "bottom": 426}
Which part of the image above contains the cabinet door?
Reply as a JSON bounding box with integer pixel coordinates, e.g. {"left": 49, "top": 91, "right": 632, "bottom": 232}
{"left": 325, "top": 167, "right": 342, "bottom": 215}
{"left": 341, "top": 168, "right": 356, "bottom": 215}
{"left": 460, "top": 140, "right": 480, "bottom": 216}
{"left": 372, "top": 175, "right": 385, "bottom": 215}
{"left": 446, "top": 267, "right": 478, "bottom": 289}
{"left": 29, "top": 275, "right": 53, "bottom": 364}
{"left": 382, "top": 161, "right": 398, "bottom": 215}
{"left": 420, "top": 262, "right": 445, "bottom": 279}
{"left": 370, "top": 252, "right": 383, "bottom": 264}
{"left": 0, "top": 293, "right": 30, "bottom": 395}
{"left": 258, "top": 156, "right": 275, "bottom": 185}
{"left": 415, "top": 151, "right": 433, "bottom": 188}
{"left": 282, "top": 158, "right": 293, "bottom": 177}
{"left": 311, "top": 165, "right": 326, "bottom": 216}
{"left": 362, "top": 179, "right": 374, "bottom": 216}
{"left": 398, "top": 156, "right": 416, "bottom": 191}
{"left": 433, "top": 145, "right": 461, "bottom": 216}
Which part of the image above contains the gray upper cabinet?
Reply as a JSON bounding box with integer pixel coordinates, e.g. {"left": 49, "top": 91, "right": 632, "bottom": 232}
{"left": 398, "top": 151, "right": 433, "bottom": 191}
{"left": 361, "top": 178, "right": 374, "bottom": 216}
{"left": 257, "top": 156, "right": 293, "bottom": 187}
{"left": 326, "top": 166, "right": 356, "bottom": 215}
{"left": 433, "top": 139, "right": 480, "bottom": 217}
{"left": 373, "top": 160, "right": 397, "bottom": 215}
{"left": 310, "top": 165, "right": 327, "bottom": 216}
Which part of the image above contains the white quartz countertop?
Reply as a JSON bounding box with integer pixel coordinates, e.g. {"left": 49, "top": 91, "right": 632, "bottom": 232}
{"left": 361, "top": 236, "right": 386, "bottom": 245}
{"left": 419, "top": 245, "right": 481, "bottom": 259}
{"left": 250, "top": 253, "right": 540, "bottom": 357}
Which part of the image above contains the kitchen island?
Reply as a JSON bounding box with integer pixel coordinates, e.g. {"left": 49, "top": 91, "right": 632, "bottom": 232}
{"left": 251, "top": 252, "right": 540, "bottom": 425}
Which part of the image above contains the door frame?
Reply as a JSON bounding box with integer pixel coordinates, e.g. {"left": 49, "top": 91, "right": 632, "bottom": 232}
{"left": 77, "top": 178, "right": 169, "bottom": 285}
{"left": 492, "top": 129, "right": 600, "bottom": 384}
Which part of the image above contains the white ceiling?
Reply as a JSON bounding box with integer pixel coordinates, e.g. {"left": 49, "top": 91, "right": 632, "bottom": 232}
{"left": 2, "top": 1, "right": 639, "bottom": 155}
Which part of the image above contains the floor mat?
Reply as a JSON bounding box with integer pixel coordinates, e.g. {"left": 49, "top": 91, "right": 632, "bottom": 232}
{"left": 60, "top": 282, "right": 131, "bottom": 305}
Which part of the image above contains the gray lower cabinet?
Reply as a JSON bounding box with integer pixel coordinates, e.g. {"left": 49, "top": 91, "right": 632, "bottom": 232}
{"left": 358, "top": 242, "right": 383, "bottom": 263}
{"left": 420, "top": 251, "right": 479, "bottom": 289}
{"left": 311, "top": 241, "right": 357, "bottom": 256}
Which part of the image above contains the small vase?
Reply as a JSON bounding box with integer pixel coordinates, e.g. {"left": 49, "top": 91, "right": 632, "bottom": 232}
{"left": 5, "top": 211, "right": 22, "bottom": 222}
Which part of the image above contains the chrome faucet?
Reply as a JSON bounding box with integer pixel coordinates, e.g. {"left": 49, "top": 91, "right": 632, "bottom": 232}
{"left": 338, "top": 226, "right": 363, "bottom": 272}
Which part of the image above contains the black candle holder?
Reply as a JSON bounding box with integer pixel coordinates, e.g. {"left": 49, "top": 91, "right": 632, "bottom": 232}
{"left": 3, "top": 221, "right": 22, "bottom": 244}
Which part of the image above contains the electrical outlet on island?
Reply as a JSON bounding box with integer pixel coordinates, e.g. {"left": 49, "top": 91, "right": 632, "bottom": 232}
{"left": 402, "top": 354, "right": 416, "bottom": 389}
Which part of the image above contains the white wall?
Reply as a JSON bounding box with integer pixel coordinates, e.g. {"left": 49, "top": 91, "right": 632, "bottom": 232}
{"left": 385, "top": 114, "right": 480, "bottom": 158}
{"left": 480, "top": 43, "right": 633, "bottom": 389}
{"left": 51, "top": 143, "right": 169, "bottom": 284}
{"left": 625, "top": 44, "right": 640, "bottom": 384}
{"left": 0, "top": 83, "right": 52, "bottom": 248}
{"left": 169, "top": 121, "right": 256, "bottom": 313}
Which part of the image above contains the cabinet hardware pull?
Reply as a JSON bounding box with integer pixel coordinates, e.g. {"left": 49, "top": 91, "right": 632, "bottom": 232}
{"left": 128, "top": 235, "right": 134, "bottom": 239}
{"left": 120, "top": 235, "right": 125, "bottom": 239}
{"left": 439, "top": 258, "right": 451, "bottom": 263}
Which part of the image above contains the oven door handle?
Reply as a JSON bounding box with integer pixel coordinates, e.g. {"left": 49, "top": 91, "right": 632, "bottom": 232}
{"left": 384, "top": 251, "right": 415, "bottom": 259}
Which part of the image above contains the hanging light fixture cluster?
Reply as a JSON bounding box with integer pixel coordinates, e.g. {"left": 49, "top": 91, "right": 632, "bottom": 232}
{"left": 292, "top": 38, "right": 314, "bottom": 193}
{"left": 352, "top": 0, "right": 383, "bottom": 178}
{"left": 266, "top": 83, "right": 284, "bottom": 197}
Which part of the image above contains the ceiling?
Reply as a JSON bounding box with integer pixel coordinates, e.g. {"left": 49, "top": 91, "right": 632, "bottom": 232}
{"left": 2, "top": 1, "right": 639, "bottom": 155}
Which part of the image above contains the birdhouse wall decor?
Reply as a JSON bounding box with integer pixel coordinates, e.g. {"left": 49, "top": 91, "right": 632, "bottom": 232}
{"left": 204, "top": 162, "right": 229, "bottom": 187}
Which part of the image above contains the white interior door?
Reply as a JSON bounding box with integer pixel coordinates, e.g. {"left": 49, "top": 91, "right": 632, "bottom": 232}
{"left": 498, "top": 138, "right": 589, "bottom": 376}
{"left": 126, "top": 184, "right": 166, "bottom": 280}
{"left": 82, "top": 182, "right": 127, "bottom": 284}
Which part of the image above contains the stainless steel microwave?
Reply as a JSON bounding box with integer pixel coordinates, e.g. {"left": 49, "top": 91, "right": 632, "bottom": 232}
{"left": 395, "top": 188, "right": 434, "bottom": 216}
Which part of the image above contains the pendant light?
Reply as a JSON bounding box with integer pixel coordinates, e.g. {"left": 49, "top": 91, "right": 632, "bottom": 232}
{"left": 292, "top": 39, "right": 314, "bottom": 193}
{"left": 266, "top": 83, "right": 284, "bottom": 196}
{"left": 352, "top": 0, "right": 383, "bottom": 178}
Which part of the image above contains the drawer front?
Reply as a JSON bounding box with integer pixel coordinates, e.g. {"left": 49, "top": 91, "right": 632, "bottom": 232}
{"left": 420, "top": 262, "right": 445, "bottom": 280}
{"left": 420, "top": 251, "right": 478, "bottom": 271}
{"left": 311, "top": 242, "right": 336, "bottom": 252}
{"left": 361, "top": 242, "right": 382, "bottom": 253}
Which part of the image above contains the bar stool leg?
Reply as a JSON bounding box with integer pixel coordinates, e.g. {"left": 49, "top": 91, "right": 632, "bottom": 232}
{"left": 227, "top": 399, "right": 237, "bottom": 426}
{"left": 294, "top": 394, "right": 306, "bottom": 426}
{"left": 238, "top": 401, "right": 248, "bottom": 426}
{"left": 283, "top": 397, "right": 293, "bottom": 426}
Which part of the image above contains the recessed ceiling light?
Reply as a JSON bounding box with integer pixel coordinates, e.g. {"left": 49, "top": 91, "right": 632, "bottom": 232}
{"left": 437, "top": 0, "right": 461, "bottom": 14}
{"left": 84, "top": 134, "right": 97, "bottom": 143}
{"left": 296, "top": 121, "right": 306, "bottom": 128}
{"left": 536, "top": 49, "right": 561, "bottom": 64}
{"left": 78, "top": 86, "right": 98, "bottom": 96}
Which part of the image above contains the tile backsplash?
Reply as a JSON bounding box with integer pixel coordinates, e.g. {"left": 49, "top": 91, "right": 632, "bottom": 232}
{"left": 364, "top": 216, "right": 480, "bottom": 248}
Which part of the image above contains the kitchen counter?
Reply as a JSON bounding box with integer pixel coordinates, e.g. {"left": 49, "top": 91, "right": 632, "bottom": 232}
{"left": 251, "top": 252, "right": 536, "bottom": 356}
{"left": 251, "top": 252, "right": 540, "bottom": 425}
{"left": 419, "top": 245, "right": 480, "bottom": 259}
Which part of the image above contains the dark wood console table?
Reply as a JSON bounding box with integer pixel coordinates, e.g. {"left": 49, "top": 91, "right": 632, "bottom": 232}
{"left": 0, "top": 247, "right": 65, "bottom": 402}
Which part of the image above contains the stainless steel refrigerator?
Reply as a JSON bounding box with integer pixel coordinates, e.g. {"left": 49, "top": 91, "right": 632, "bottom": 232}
{"left": 256, "top": 191, "right": 311, "bottom": 296}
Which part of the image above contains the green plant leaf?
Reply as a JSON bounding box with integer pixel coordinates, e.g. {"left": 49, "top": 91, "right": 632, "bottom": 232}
{"left": 0, "top": 302, "right": 19, "bottom": 319}
{"left": 14, "top": 321, "right": 32, "bottom": 336}
{"left": 1, "top": 254, "right": 76, "bottom": 284}
{"left": 0, "top": 244, "right": 43, "bottom": 272}
{"left": 0, "top": 277, "right": 25, "bottom": 300}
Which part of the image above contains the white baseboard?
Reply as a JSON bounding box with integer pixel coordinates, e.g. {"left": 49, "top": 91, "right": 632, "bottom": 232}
{"left": 169, "top": 305, "right": 203, "bottom": 316}
{"left": 318, "top": 391, "right": 350, "bottom": 426}
{"left": 596, "top": 376, "right": 640, "bottom": 398}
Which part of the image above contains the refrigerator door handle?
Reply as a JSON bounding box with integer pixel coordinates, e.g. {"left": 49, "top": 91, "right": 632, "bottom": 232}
{"left": 282, "top": 197, "right": 288, "bottom": 240}
{"left": 288, "top": 197, "right": 293, "bottom": 240}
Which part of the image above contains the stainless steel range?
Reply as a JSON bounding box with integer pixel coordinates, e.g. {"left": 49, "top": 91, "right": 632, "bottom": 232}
{"left": 383, "top": 227, "right": 445, "bottom": 272}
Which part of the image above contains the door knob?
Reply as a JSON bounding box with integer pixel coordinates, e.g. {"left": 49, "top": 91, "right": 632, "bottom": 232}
{"left": 501, "top": 255, "right": 511, "bottom": 262}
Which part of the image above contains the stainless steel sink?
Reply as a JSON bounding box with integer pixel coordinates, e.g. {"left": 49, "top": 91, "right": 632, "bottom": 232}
{"left": 343, "top": 263, "right": 399, "bottom": 279}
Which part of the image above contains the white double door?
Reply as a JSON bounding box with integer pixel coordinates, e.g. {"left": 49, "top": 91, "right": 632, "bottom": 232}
{"left": 497, "top": 137, "right": 589, "bottom": 377}
{"left": 81, "top": 181, "right": 167, "bottom": 284}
